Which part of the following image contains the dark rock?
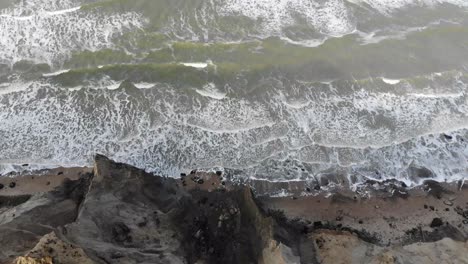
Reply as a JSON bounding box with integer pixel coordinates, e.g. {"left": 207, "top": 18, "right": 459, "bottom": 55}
{"left": 306, "top": 187, "right": 311, "bottom": 192}
{"left": 318, "top": 173, "right": 348, "bottom": 187}
{"left": 216, "top": 171, "right": 223, "bottom": 176}
{"left": 137, "top": 218, "right": 148, "bottom": 227}
{"left": 197, "top": 179, "right": 204, "bottom": 185}
{"left": 0, "top": 195, "right": 31, "bottom": 207}
{"left": 455, "top": 206, "right": 468, "bottom": 219}
{"left": 22, "top": 164, "right": 29, "bottom": 167}
{"left": 429, "top": 206, "right": 435, "bottom": 211}
{"left": 0, "top": 184, "right": 3, "bottom": 190}
{"left": 430, "top": 218, "right": 443, "bottom": 228}
{"left": 443, "top": 134, "right": 453, "bottom": 140}
{"left": 424, "top": 204, "right": 428, "bottom": 209}
{"left": 180, "top": 173, "right": 187, "bottom": 177}
{"left": 408, "top": 166, "right": 434, "bottom": 181}
{"left": 9, "top": 182, "right": 16, "bottom": 188}
{"left": 424, "top": 180, "right": 451, "bottom": 199}
{"left": 314, "top": 185, "right": 321, "bottom": 191}
{"left": 4, "top": 155, "right": 468, "bottom": 264}
{"left": 365, "top": 179, "right": 378, "bottom": 185}
{"left": 57, "top": 171, "right": 64, "bottom": 175}
{"left": 111, "top": 252, "right": 125, "bottom": 259}
{"left": 111, "top": 222, "right": 132, "bottom": 244}
{"left": 0, "top": 176, "right": 89, "bottom": 262}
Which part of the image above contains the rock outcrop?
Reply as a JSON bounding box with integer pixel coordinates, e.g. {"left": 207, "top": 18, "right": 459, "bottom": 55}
{"left": 312, "top": 230, "right": 468, "bottom": 264}
{"left": 2, "top": 155, "right": 468, "bottom": 264}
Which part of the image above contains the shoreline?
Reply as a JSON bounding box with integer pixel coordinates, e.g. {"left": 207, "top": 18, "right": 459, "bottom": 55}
{"left": 1, "top": 157, "right": 467, "bottom": 263}
{"left": 1, "top": 163, "right": 466, "bottom": 195}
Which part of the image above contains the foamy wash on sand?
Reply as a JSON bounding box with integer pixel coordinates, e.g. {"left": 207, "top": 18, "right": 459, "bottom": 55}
{"left": 0, "top": 0, "right": 467, "bottom": 188}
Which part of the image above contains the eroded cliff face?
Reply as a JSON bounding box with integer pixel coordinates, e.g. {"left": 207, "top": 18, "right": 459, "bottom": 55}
{"left": 2, "top": 156, "right": 468, "bottom": 264}
{"left": 3, "top": 155, "right": 288, "bottom": 264}
{"left": 311, "top": 230, "right": 468, "bottom": 264}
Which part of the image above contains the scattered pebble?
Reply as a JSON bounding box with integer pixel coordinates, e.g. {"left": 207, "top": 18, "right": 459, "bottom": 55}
{"left": 430, "top": 218, "right": 443, "bottom": 228}
{"left": 313, "top": 221, "right": 323, "bottom": 228}
{"left": 444, "top": 200, "right": 454, "bottom": 206}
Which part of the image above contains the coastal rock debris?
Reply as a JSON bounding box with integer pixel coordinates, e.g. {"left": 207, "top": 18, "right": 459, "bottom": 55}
{"left": 2, "top": 155, "right": 468, "bottom": 264}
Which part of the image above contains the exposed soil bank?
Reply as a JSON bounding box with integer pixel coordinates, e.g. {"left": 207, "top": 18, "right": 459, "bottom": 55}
{"left": 1, "top": 156, "right": 467, "bottom": 264}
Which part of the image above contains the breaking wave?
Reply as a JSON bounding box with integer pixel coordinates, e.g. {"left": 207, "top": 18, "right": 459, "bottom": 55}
{"left": 1, "top": 0, "right": 468, "bottom": 189}
{"left": 0, "top": 0, "right": 145, "bottom": 66}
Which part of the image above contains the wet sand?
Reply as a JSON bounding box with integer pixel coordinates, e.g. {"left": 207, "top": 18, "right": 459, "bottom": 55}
{"left": 0, "top": 167, "right": 92, "bottom": 196}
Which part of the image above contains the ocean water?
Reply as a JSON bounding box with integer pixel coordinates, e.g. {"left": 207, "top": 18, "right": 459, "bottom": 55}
{"left": 0, "top": 0, "right": 467, "bottom": 187}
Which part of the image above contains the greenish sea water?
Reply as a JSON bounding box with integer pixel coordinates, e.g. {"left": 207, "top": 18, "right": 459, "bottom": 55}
{"left": 0, "top": 0, "right": 468, "bottom": 189}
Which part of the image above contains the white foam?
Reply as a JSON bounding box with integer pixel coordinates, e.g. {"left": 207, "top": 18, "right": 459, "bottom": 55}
{"left": 195, "top": 83, "right": 226, "bottom": 100}
{"left": 0, "top": 81, "right": 34, "bottom": 95}
{"left": 382, "top": 78, "right": 401, "bottom": 85}
{"left": 0, "top": 162, "right": 82, "bottom": 177}
{"left": 107, "top": 83, "right": 121, "bottom": 90}
{"left": 45, "top": 6, "right": 81, "bottom": 16}
{"left": 0, "top": 14, "right": 33, "bottom": 21}
{"left": 218, "top": 0, "right": 355, "bottom": 36}
{"left": 279, "top": 37, "right": 327, "bottom": 48}
{"left": 184, "top": 122, "right": 276, "bottom": 134}
{"left": 348, "top": 0, "right": 468, "bottom": 14}
{"left": 270, "top": 189, "right": 293, "bottom": 198}
{"left": 407, "top": 92, "right": 464, "bottom": 99}
{"left": 0, "top": 0, "right": 145, "bottom": 66}
{"left": 180, "top": 62, "right": 209, "bottom": 69}
{"left": 0, "top": 77, "right": 467, "bottom": 185}
{"left": 282, "top": 100, "right": 311, "bottom": 109}
{"left": 42, "top": 69, "right": 70, "bottom": 77}
{"left": 134, "top": 82, "right": 156, "bottom": 89}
